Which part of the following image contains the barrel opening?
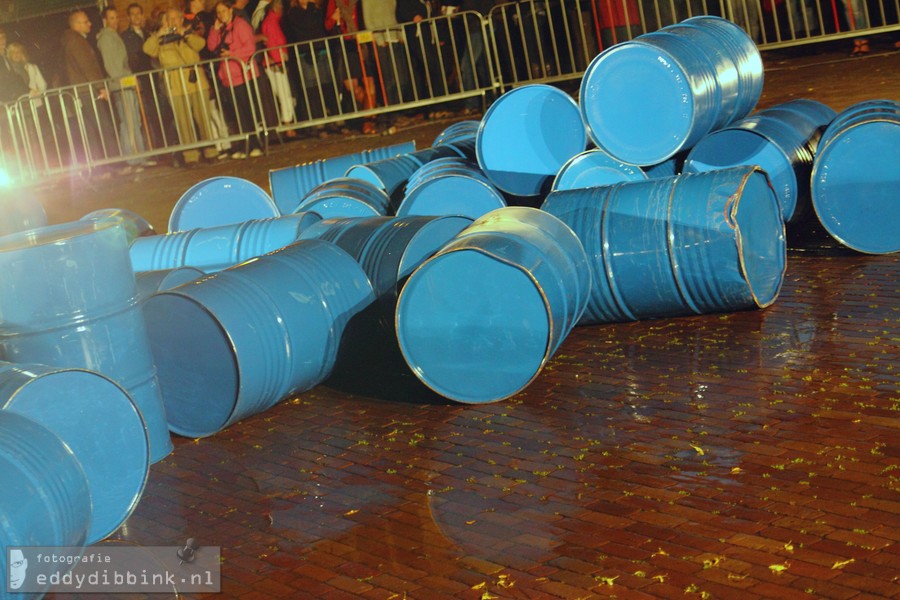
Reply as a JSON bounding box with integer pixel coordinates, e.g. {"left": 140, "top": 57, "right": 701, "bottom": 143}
{"left": 144, "top": 294, "right": 239, "bottom": 438}
{"left": 734, "top": 171, "right": 786, "bottom": 308}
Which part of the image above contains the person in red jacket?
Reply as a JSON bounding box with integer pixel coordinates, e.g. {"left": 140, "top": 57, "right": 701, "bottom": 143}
{"left": 208, "top": 0, "right": 264, "bottom": 157}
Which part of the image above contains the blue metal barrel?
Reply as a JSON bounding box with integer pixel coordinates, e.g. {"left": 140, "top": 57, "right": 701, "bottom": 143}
{"left": 0, "top": 410, "right": 91, "bottom": 587}
{"left": 142, "top": 239, "right": 375, "bottom": 438}
{"left": 298, "top": 216, "right": 394, "bottom": 259}
{"left": 476, "top": 84, "right": 587, "bottom": 197}
{"left": 295, "top": 178, "right": 391, "bottom": 218}
{"left": 358, "top": 216, "right": 473, "bottom": 298}
{"left": 395, "top": 207, "right": 590, "bottom": 403}
{"left": 135, "top": 266, "right": 207, "bottom": 300}
{"left": 0, "top": 219, "right": 172, "bottom": 462}
{"left": 433, "top": 120, "right": 481, "bottom": 146}
{"left": 268, "top": 140, "right": 416, "bottom": 214}
{"left": 398, "top": 158, "right": 506, "bottom": 219}
{"left": 552, "top": 148, "right": 648, "bottom": 191}
{"left": 0, "top": 361, "right": 148, "bottom": 543}
{"left": 580, "top": 16, "right": 762, "bottom": 165}
{"left": 129, "top": 212, "right": 322, "bottom": 273}
{"left": 169, "top": 176, "right": 280, "bottom": 232}
{"left": 541, "top": 166, "right": 786, "bottom": 324}
{"left": 684, "top": 99, "right": 837, "bottom": 222}
{"left": 81, "top": 208, "right": 156, "bottom": 243}
{"left": 810, "top": 100, "right": 900, "bottom": 254}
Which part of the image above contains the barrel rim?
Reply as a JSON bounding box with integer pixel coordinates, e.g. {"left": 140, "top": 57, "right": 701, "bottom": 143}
{"left": 395, "top": 243, "right": 554, "bottom": 404}
{"left": 731, "top": 167, "right": 787, "bottom": 308}
{"left": 145, "top": 289, "right": 242, "bottom": 438}
{"left": 0, "top": 218, "right": 121, "bottom": 253}
{"left": 1, "top": 366, "right": 150, "bottom": 542}
{"left": 810, "top": 118, "right": 900, "bottom": 254}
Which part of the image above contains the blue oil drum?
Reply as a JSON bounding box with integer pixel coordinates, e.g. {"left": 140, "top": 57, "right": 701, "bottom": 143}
{"left": 396, "top": 207, "right": 590, "bottom": 403}
{"left": 0, "top": 410, "right": 91, "bottom": 588}
{"left": 398, "top": 158, "right": 506, "bottom": 219}
{"left": 130, "top": 212, "right": 322, "bottom": 273}
{"left": 541, "top": 166, "right": 786, "bottom": 323}
{"left": 143, "top": 240, "right": 375, "bottom": 438}
{"left": 580, "top": 16, "right": 763, "bottom": 165}
{"left": 169, "top": 176, "right": 279, "bottom": 232}
{"left": 295, "top": 178, "right": 391, "bottom": 218}
{"left": 268, "top": 140, "right": 416, "bottom": 214}
{"left": 0, "top": 219, "right": 173, "bottom": 462}
{"left": 81, "top": 208, "right": 156, "bottom": 243}
{"left": 1, "top": 361, "right": 148, "bottom": 543}
{"left": 810, "top": 99, "right": 899, "bottom": 254}
{"left": 684, "top": 99, "right": 837, "bottom": 222}
{"left": 552, "top": 148, "right": 648, "bottom": 191}
{"left": 476, "top": 84, "right": 587, "bottom": 197}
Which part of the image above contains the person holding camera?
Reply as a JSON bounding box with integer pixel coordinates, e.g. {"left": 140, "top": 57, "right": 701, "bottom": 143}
{"left": 144, "top": 7, "right": 219, "bottom": 165}
{"left": 207, "top": 0, "right": 265, "bottom": 158}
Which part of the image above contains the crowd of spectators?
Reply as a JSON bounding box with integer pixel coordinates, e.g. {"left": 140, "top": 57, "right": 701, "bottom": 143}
{"left": 0, "top": 0, "right": 889, "bottom": 173}
{"left": 0, "top": 0, "right": 503, "bottom": 171}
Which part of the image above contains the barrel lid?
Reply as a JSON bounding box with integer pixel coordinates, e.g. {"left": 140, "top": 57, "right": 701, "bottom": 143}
{"left": 169, "top": 177, "right": 278, "bottom": 233}
{"left": 580, "top": 42, "right": 694, "bottom": 165}
{"left": 396, "top": 249, "right": 549, "bottom": 403}
{"left": 811, "top": 119, "right": 900, "bottom": 254}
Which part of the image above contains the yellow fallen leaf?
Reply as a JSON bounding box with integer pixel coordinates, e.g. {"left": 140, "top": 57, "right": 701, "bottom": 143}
{"left": 769, "top": 563, "right": 790, "bottom": 574}
{"left": 731, "top": 467, "right": 743, "bottom": 474}
{"left": 652, "top": 548, "right": 669, "bottom": 557}
{"left": 690, "top": 444, "right": 705, "bottom": 456}
{"left": 727, "top": 573, "right": 748, "bottom": 582}
{"left": 832, "top": 558, "right": 855, "bottom": 570}
{"left": 481, "top": 593, "right": 498, "bottom": 600}
{"left": 597, "top": 575, "right": 618, "bottom": 586}
{"left": 471, "top": 582, "right": 486, "bottom": 590}
{"left": 783, "top": 541, "right": 794, "bottom": 553}
{"left": 344, "top": 509, "right": 359, "bottom": 516}
{"left": 652, "top": 574, "right": 667, "bottom": 583}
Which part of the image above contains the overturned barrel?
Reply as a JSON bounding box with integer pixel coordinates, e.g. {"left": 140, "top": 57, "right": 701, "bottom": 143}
{"left": 135, "top": 266, "right": 207, "bottom": 300}
{"left": 0, "top": 219, "right": 173, "bottom": 462}
{"left": 82, "top": 208, "right": 156, "bottom": 243}
{"left": 169, "top": 176, "right": 280, "bottom": 232}
{"left": 268, "top": 140, "right": 416, "bottom": 214}
{"left": 810, "top": 99, "right": 899, "bottom": 254}
{"left": 130, "top": 212, "right": 322, "bottom": 273}
{"left": 1, "top": 361, "right": 149, "bottom": 543}
{"left": 476, "top": 84, "right": 587, "bottom": 196}
{"left": 552, "top": 148, "right": 648, "bottom": 191}
{"left": 433, "top": 120, "right": 480, "bottom": 147}
{"left": 346, "top": 146, "right": 463, "bottom": 205}
{"left": 143, "top": 239, "right": 375, "bottom": 438}
{"left": 542, "top": 166, "right": 786, "bottom": 324}
{"left": 396, "top": 207, "right": 590, "bottom": 403}
{"left": 0, "top": 410, "right": 91, "bottom": 589}
{"left": 299, "top": 216, "right": 394, "bottom": 259}
{"left": 398, "top": 158, "right": 506, "bottom": 219}
{"left": 580, "top": 15, "right": 763, "bottom": 165}
{"left": 295, "top": 178, "right": 391, "bottom": 218}
{"left": 684, "top": 99, "right": 837, "bottom": 222}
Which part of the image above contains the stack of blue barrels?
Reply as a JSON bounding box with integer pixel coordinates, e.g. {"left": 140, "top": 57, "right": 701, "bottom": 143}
{"left": 0, "top": 14, "right": 896, "bottom": 566}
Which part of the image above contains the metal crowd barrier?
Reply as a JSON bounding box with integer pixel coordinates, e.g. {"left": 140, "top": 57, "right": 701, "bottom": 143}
{"left": 0, "top": 1, "right": 896, "bottom": 184}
